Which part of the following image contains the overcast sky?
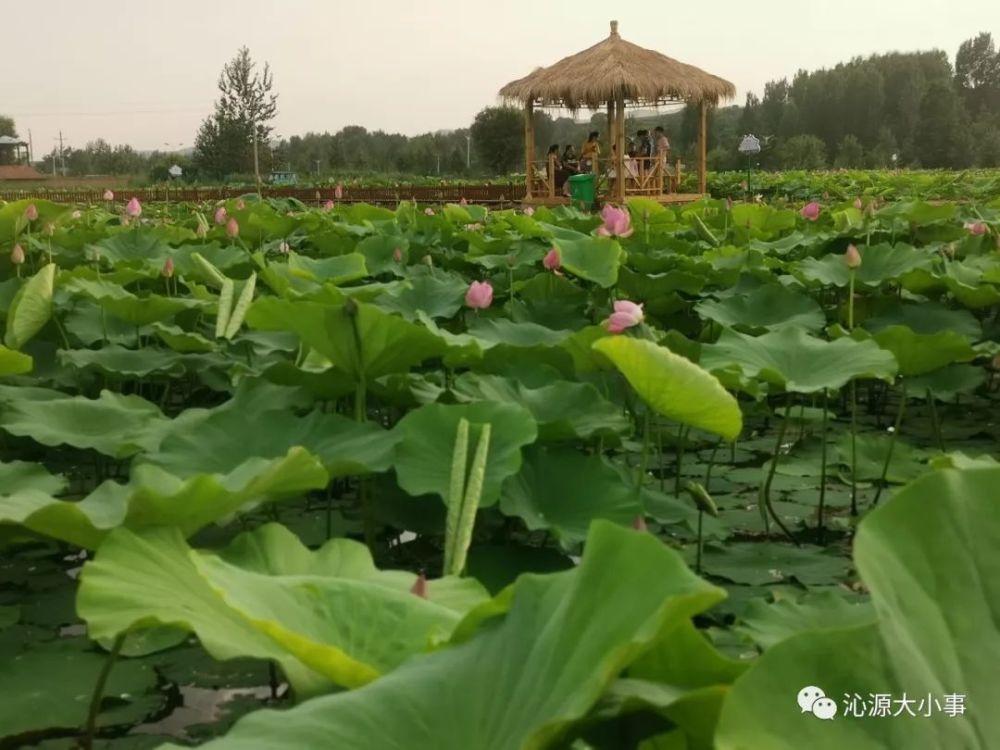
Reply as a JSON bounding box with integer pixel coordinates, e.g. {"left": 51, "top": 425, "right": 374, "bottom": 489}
{"left": 3, "top": 0, "right": 998, "bottom": 154}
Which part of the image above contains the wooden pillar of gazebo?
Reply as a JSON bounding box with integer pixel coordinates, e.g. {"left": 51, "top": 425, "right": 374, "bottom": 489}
{"left": 698, "top": 100, "right": 708, "bottom": 194}
{"left": 614, "top": 95, "right": 625, "bottom": 203}
{"left": 524, "top": 100, "right": 534, "bottom": 200}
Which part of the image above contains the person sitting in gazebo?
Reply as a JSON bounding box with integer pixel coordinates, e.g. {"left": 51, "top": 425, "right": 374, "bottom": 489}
{"left": 545, "top": 144, "right": 572, "bottom": 195}
{"left": 562, "top": 144, "right": 579, "bottom": 173}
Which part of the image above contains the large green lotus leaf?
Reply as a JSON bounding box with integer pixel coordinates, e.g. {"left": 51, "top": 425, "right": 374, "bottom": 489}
{"left": 374, "top": 271, "right": 467, "bottom": 320}
{"left": 700, "top": 327, "right": 897, "bottom": 394}
{"left": 57, "top": 345, "right": 194, "bottom": 378}
{"left": 64, "top": 278, "right": 206, "bottom": 326}
{"left": 0, "top": 345, "right": 32, "bottom": 375}
{"left": 4, "top": 263, "right": 55, "bottom": 349}
{"left": 548, "top": 230, "right": 624, "bottom": 288}
{"left": 139, "top": 407, "right": 398, "bottom": 479}
{"left": 943, "top": 261, "right": 1000, "bottom": 308}
{"left": 354, "top": 234, "right": 407, "bottom": 277}
{"left": 466, "top": 317, "right": 571, "bottom": 347}
{"left": 794, "top": 243, "right": 934, "bottom": 287}
{"left": 595, "top": 620, "right": 749, "bottom": 749}
{"left": 152, "top": 323, "right": 216, "bottom": 353}
{"left": 905, "top": 363, "right": 986, "bottom": 400}
{"left": 0, "top": 388, "right": 166, "bottom": 458}
{"left": 731, "top": 204, "right": 797, "bottom": 236}
{"left": 415, "top": 311, "right": 496, "bottom": 366}
{"left": 246, "top": 297, "right": 444, "bottom": 380}
{"left": 0, "top": 198, "right": 67, "bottom": 240}
{"left": 593, "top": 337, "right": 742, "bottom": 441}
{"left": 735, "top": 590, "right": 875, "bottom": 650}
{"left": 0, "top": 460, "right": 66, "bottom": 495}
{"left": 499, "top": 445, "right": 641, "bottom": 544}
{"left": 78, "top": 524, "right": 487, "bottom": 697}
{"left": 700, "top": 542, "right": 853, "bottom": 586}
{"left": 0, "top": 637, "right": 162, "bottom": 741}
{"left": 160, "top": 521, "right": 726, "bottom": 750}
{"left": 514, "top": 272, "right": 591, "bottom": 330}
{"left": 88, "top": 232, "right": 175, "bottom": 266}
{"left": 834, "top": 433, "right": 930, "bottom": 484}
{"left": 287, "top": 251, "right": 369, "bottom": 284}
{"left": 695, "top": 284, "right": 825, "bottom": 333}
{"left": 871, "top": 325, "right": 976, "bottom": 376}
{"left": 864, "top": 301, "right": 981, "bottom": 340}
{"left": 465, "top": 544, "right": 574, "bottom": 596}
{"left": 618, "top": 265, "right": 707, "bottom": 298}
{"left": 393, "top": 401, "right": 538, "bottom": 508}
{"left": 0, "top": 450, "right": 327, "bottom": 549}
{"left": 716, "top": 467, "right": 1000, "bottom": 749}
{"left": 450, "top": 372, "right": 630, "bottom": 442}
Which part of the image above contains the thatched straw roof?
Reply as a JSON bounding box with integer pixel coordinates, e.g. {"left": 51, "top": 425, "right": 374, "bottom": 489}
{"left": 499, "top": 21, "right": 736, "bottom": 109}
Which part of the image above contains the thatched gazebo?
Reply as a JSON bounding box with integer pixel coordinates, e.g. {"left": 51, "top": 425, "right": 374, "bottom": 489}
{"left": 500, "top": 20, "right": 735, "bottom": 206}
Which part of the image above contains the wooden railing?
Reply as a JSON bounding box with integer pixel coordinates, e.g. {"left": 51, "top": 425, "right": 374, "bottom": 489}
{"left": 525, "top": 153, "right": 684, "bottom": 201}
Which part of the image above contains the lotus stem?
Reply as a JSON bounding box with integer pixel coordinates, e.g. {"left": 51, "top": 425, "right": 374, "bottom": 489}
{"left": 443, "top": 418, "right": 470, "bottom": 576}
{"left": 444, "top": 418, "right": 490, "bottom": 576}
{"left": 636, "top": 409, "right": 651, "bottom": 495}
{"left": 81, "top": 632, "right": 127, "bottom": 749}
{"left": 704, "top": 437, "right": 722, "bottom": 493}
{"left": 873, "top": 384, "right": 907, "bottom": 507}
{"left": 696, "top": 510, "right": 704, "bottom": 574}
{"left": 674, "top": 424, "right": 689, "bottom": 497}
{"left": 761, "top": 398, "right": 798, "bottom": 546}
{"left": 850, "top": 380, "right": 858, "bottom": 516}
{"left": 817, "top": 389, "right": 828, "bottom": 545}
{"left": 927, "top": 389, "right": 945, "bottom": 451}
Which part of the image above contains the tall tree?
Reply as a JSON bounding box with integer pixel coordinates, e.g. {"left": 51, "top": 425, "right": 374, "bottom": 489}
{"left": 955, "top": 32, "right": 1000, "bottom": 116}
{"left": 470, "top": 107, "right": 523, "bottom": 175}
{"left": 195, "top": 47, "right": 278, "bottom": 178}
{"left": 0, "top": 115, "right": 16, "bottom": 165}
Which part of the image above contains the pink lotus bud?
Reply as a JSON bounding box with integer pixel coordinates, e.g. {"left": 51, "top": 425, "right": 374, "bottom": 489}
{"left": 24, "top": 204, "right": 38, "bottom": 222}
{"left": 196, "top": 221, "right": 208, "bottom": 239}
{"left": 631, "top": 515, "right": 647, "bottom": 532}
{"left": 465, "top": 280, "right": 493, "bottom": 309}
{"left": 278, "top": 241, "right": 290, "bottom": 254}
{"left": 853, "top": 197, "right": 863, "bottom": 210}
{"left": 607, "top": 300, "right": 644, "bottom": 334}
{"left": 103, "top": 189, "right": 114, "bottom": 201}
{"left": 235, "top": 198, "right": 245, "bottom": 210}
{"left": 225, "top": 217, "right": 240, "bottom": 238}
{"left": 523, "top": 206, "right": 534, "bottom": 216}
{"left": 393, "top": 247, "right": 402, "bottom": 263}
{"left": 543, "top": 247, "right": 561, "bottom": 271}
{"left": 410, "top": 573, "right": 428, "bottom": 598}
{"left": 323, "top": 200, "right": 334, "bottom": 211}
{"left": 459, "top": 197, "right": 468, "bottom": 206}
{"left": 424, "top": 207, "right": 434, "bottom": 216}
{"left": 845, "top": 244, "right": 862, "bottom": 270}
{"left": 71, "top": 210, "right": 82, "bottom": 219}
{"left": 334, "top": 183, "right": 343, "bottom": 200}
{"left": 10, "top": 244, "right": 25, "bottom": 265}
{"left": 800, "top": 202, "right": 820, "bottom": 221}
{"left": 965, "top": 221, "right": 988, "bottom": 236}
{"left": 125, "top": 197, "right": 142, "bottom": 218}
{"left": 596, "top": 204, "right": 634, "bottom": 238}
{"left": 162, "top": 256, "right": 175, "bottom": 278}
{"left": 214, "top": 206, "right": 227, "bottom": 225}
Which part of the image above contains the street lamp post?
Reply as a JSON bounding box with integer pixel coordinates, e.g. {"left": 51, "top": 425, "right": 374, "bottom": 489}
{"left": 738, "top": 134, "right": 762, "bottom": 201}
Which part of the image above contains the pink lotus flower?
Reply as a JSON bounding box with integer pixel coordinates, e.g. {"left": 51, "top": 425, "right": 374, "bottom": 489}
{"left": 596, "top": 204, "right": 634, "bottom": 238}
{"left": 459, "top": 197, "right": 468, "bottom": 206}
{"left": 103, "top": 189, "right": 114, "bottom": 201}
{"left": 845, "top": 244, "right": 862, "bottom": 270}
{"left": 607, "top": 300, "right": 644, "bottom": 333}
{"left": 323, "top": 200, "right": 334, "bottom": 211}
{"left": 392, "top": 247, "right": 403, "bottom": 263}
{"left": 410, "top": 573, "right": 427, "bottom": 598}
{"left": 235, "top": 198, "right": 245, "bottom": 210}
{"left": 424, "top": 207, "right": 434, "bottom": 216}
{"left": 126, "top": 197, "right": 142, "bottom": 218}
{"left": 853, "top": 197, "right": 863, "bottom": 210}
{"left": 225, "top": 217, "right": 239, "bottom": 238}
{"left": 800, "top": 202, "right": 820, "bottom": 221}
{"left": 965, "top": 221, "right": 988, "bottom": 236}
{"left": 465, "top": 280, "right": 493, "bottom": 309}
{"left": 214, "top": 206, "right": 227, "bottom": 225}
{"left": 523, "top": 206, "right": 534, "bottom": 216}
{"left": 334, "top": 183, "right": 343, "bottom": 200}
{"left": 10, "top": 244, "right": 25, "bottom": 265}
{"left": 278, "top": 241, "right": 290, "bottom": 254}
{"left": 162, "top": 256, "right": 175, "bottom": 278}
{"left": 24, "top": 204, "right": 38, "bottom": 222}
{"left": 543, "top": 247, "right": 561, "bottom": 271}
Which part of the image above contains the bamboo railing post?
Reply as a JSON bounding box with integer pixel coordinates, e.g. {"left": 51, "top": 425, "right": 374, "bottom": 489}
{"left": 524, "top": 101, "right": 535, "bottom": 200}
{"left": 547, "top": 153, "right": 556, "bottom": 198}
{"left": 658, "top": 154, "right": 665, "bottom": 194}
{"left": 614, "top": 95, "right": 625, "bottom": 203}
{"left": 698, "top": 99, "right": 707, "bottom": 195}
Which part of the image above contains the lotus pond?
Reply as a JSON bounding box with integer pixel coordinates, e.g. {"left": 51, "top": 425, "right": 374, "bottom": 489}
{"left": 0, "top": 194, "right": 998, "bottom": 749}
